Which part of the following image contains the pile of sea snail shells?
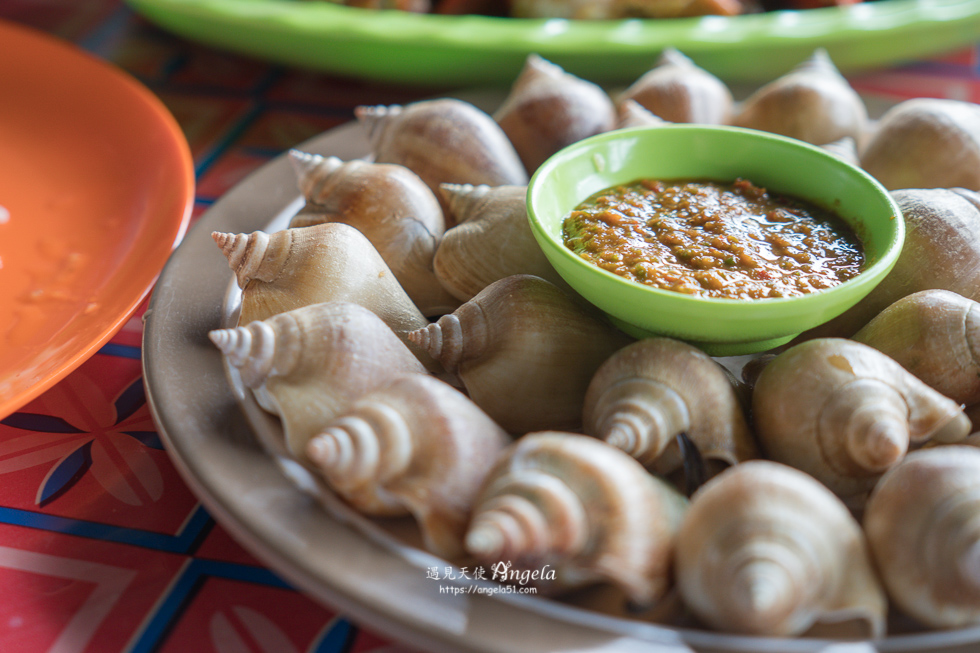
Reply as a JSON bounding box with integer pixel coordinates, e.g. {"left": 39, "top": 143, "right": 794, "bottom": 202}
{"left": 207, "top": 47, "right": 980, "bottom": 639}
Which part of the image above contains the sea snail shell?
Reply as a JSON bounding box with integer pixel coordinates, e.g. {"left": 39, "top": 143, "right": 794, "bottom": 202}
{"left": 408, "top": 275, "right": 631, "bottom": 434}
{"left": 583, "top": 337, "right": 758, "bottom": 477}
{"left": 617, "top": 48, "right": 733, "bottom": 125}
{"left": 211, "top": 223, "right": 439, "bottom": 374}
{"left": 853, "top": 289, "right": 980, "bottom": 406}
{"left": 208, "top": 302, "right": 428, "bottom": 457}
{"left": 860, "top": 98, "right": 980, "bottom": 191}
{"left": 356, "top": 99, "right": 528, "bottom": 219}
{"left": 805, "top": 187, "right": 980, "bottom": 339}
{"left": 306, "top": 374, "right": 511, "bottom": 559}
{"left": 465, "top": 432, "right": 687, "bottom": 606}
{"left": 732, "top": 49, "right": 868, "bottom": 146}
{"left": 676, "top": 460, "right": 887, "bottom": 637}
{"left": 752, "top": 338, "right": 971, "bottom": 506}
{"left": 615, "top": 99, "right": 667, "bottom": 129}
{"left": 494, "top": 54, "right": 615, "bottom": 174}
{"left": 864, "top": 446, "right": 980, "bottom": 628}
{"left": 434, "top": 183, "right": 566, "bottom": 301}
{"left": 819, "top": 136, "right": 859, "bottom": 166}
{"left": 286, "top": 151, "right": 458, "bottom": 316}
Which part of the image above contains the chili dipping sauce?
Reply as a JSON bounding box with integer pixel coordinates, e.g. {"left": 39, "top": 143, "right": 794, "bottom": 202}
{"left": 562, "top": 178, "right": 864, "bottom": 300}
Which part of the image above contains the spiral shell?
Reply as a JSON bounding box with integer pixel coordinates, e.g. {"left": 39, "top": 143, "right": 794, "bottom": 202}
{"left": 212, "top": 223, "right": 439, "bottom": 373}
{"left": 819, "top": 136, "right": 859, "bottom": 166}
{"left": 583, "top": 337, "right": 757, "bottom": 477}
{"left": 853, "top": 289, "right": 980, "bottom": 405}
{"left": 209, "top": 302, "right": 428, "bottom": 457}
{"left": 306, "top": 374, "right": 511, "bottom": 559}
{"left": 465, "top": 432, "right": 687, "bottom": 605}
{"left": 676, "top": 461, "right": 886, "bottom": 637}
{"left": 860, "top": 98, "right": 980, "bottom": 191}
{"left": 356, "top": 99, "right": 528, "bottom": 218}
{"left": 434, "top": 184, "right": 565, "bottom": 301}
{"left": 408, "top": 275, "right": 630, "bottom": 433}
{"left": 617, "top": 48, "right": 733, "bottom": 125}
{"left": 286, "top": 151, "right": 458, "bottom": 316}
{"left": 864, "top": 446, "right": 980, "bottom": 628}
{"left": 615, "top": 99, "right": 667, "bottom": 129}
{"left": 802, "top": 187, "right": 980, "bottom": 338}
{"left": 493, "top": 55, "right": 615, "bottom": 173}
{"left": 732, "top": 49, "right": 868, "bottom": 145}
{"left": 753, "top": 338, "right": 971, "bottom": 506}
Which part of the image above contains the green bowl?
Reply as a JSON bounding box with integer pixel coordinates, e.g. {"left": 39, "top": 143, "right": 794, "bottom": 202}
{"left": 526, "top": 125, "right": 904, "bottom": 356}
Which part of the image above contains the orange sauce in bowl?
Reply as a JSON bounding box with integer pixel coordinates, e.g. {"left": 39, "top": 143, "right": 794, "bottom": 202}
{"left": 562, "top": 178, "right": 864, "bottom": 300}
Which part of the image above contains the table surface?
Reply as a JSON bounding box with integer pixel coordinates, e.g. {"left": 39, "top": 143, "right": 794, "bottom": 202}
{"left": 3, "top": 2, "right": 980, "bottom": 652}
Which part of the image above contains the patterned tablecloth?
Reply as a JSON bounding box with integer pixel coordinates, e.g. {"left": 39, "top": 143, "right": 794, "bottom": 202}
{"left": 2, "top": 2, "right": 980, "bottom": 652}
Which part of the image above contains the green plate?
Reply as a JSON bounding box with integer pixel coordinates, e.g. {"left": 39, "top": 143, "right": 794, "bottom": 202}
{"left": 126, "top": 0, "right": 980, "bottom": 87}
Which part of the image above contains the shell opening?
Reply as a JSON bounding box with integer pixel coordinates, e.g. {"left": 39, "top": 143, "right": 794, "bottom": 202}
{"left": 252, "top": 384, "right": 280, "bottom": 416}
{"left": 678, "top": 431, "right": 708, "bottom": 495}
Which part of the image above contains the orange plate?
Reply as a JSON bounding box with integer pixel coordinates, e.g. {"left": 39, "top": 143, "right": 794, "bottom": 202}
{"left": 0, "top": 20, "right": 194, "bottom": 418}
